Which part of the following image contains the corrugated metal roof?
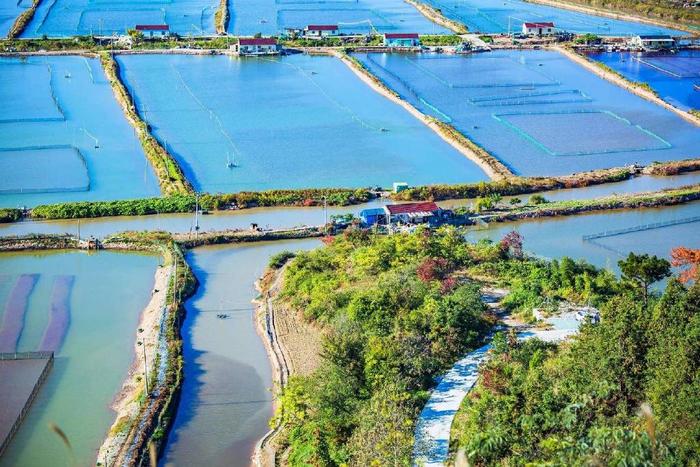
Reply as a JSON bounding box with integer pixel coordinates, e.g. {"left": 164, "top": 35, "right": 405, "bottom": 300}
{"left": 384, "top": 33, "right": 419, "bottom": 39}
{"left": 239, "top": 38, "right": 278, "bottom": 45}
{"left": 523, "top": 22, "right": 555, "bottom": 28}
{"left": 385, "top": 202, "right": 439, "bottom": 215}
{"left": 135, "top": 24, "right": 169, "bottom": 31}
{"left": 306, "top": 25, "right": 338, "bottom": 31}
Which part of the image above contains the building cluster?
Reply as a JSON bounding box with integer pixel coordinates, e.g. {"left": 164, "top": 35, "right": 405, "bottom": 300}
{"left": 359, "top": 202, "right": 453, "bottom": 228}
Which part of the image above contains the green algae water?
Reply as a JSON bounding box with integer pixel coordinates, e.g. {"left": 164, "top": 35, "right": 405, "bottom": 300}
{"left": 0, "top": 250, "right": 158, "bottom": 467}
{"left": 116, "top": 53, "right": 488, "bottom": 193}
{"left": 163, "top": 239, "right": 320, "bottom": 467}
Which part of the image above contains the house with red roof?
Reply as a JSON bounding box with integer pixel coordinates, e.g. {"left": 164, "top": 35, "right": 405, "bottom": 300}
{"left": 135, "top": 24, "right": 170, "bottom": 38}
{"left": 383, "top": 33, "right": 420, "bottom": 47}
{"left": 303, "top": 25, "right": 340, "bottom": 39}
{"left": 232, "top": 37, "right": 280, "bottom": 55}
{"left": 522, "top": 22, "right": 555, "bottom": 36}
{"left": 384, "top": 202, "right": 441, "bottom": 224}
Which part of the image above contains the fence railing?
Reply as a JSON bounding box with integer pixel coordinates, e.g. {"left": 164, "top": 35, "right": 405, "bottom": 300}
{"left": 582, "top": 216, "right": 700, "bottom": 241}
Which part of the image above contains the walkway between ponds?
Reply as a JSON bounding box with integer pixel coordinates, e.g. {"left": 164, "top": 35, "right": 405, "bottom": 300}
{"left": 413, "top": 288, "right": 582, "bottom": 466}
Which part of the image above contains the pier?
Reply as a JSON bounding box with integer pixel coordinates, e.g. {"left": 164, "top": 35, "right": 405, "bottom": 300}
{"left": 0, "top": 351, "right": 54, "bottom": 458}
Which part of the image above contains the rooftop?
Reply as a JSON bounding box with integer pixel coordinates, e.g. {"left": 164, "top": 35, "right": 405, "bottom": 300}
{"left": 523, "top": 22, "right": 555, "bottom": 28}
{"left": 135, "top": 24, "right": 169, "bottom": 31}
{"left": 306, "top": 25, "right": 338, "bottom": 31}
{"left": 384, "top": 33, "right": 419, "bottom": 39}
{"left": 385, "top": 202, "right": 439, "bottom": 215}
{"left": 239, "top": 38, "right": 278, "bottom": 45}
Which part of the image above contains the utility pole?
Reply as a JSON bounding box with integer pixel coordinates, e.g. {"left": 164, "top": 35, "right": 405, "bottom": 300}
{"left": 141, "top": 340, "right": 150, "bottom": 394}
{"left": 323, "top": 196, "right": 328, "bottom": 234}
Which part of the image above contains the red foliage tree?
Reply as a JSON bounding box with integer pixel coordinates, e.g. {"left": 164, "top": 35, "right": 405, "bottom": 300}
{"left": 499, "top": 230, "right": 524, "bottom": 259}
{"left": 417, "top": 257, "right": 450, "bottom": 283}
{"left": 671, "top": 247, "right": 700, "bottom": 283}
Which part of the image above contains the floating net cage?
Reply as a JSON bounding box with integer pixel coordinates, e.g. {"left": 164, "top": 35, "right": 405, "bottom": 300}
{"left": 635, "top": 56, "right": 700, "bottom": 79}
{"left": 364, "top": 54, "right": 453, "bottom": 121}
{"left": 468, "top": 89, "right": 592, "bottom": 107}
{"left": 0, "top": 146, "right": 90, "bottom": 194}
{"left": 493, "top": 110, "right": 672, "bottom": 157}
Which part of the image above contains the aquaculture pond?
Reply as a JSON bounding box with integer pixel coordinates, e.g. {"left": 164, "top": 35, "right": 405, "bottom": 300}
{"left": 418, "top": 0, "right": 684, "bottom": 35}
{"left": 588, "top": 50, "right": 700, "bottom": 111}
{"left": 0, "top": 56, "right": 159, "bottom": 209}
{"left": 357, "top": 50, "right": 700, "bottom": 176}
{"left": 0, "top": 250, "right": 158, "bottom": 467}
{"left": 226, "top": 0, "right": 447, "bottom": 36}
{"left": 469, "top": 200, "right": 700, "bottom": 270}
{"left": 0, "top": 0, "right": 31, "bottom": 36}
{"left": 2, "top": 172, "right": 700, "bottom": 238}
{"left": 21, "top": 0, "right": 217, "bottom": 37}
{"left": 116, "top": 53, "right": 487, "bottom": 193}
{"left": 163, "top": 238, "right": 320, "bottom": 467}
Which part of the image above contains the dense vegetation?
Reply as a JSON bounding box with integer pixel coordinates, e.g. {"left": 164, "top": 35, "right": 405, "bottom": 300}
{"left": 0, "top": 208, "right": 22, "bottom": 223}
{"left": 452, "top": 252, "right": 700, "bottom": 465}
{"left": 30, "top": 189, "right": 373, "bottom": 219}
{"left": 275, "top": 228, "right": 496, "bottom": 464}
{"left": 272, "top": 227, "right": 617, "bottom": 464}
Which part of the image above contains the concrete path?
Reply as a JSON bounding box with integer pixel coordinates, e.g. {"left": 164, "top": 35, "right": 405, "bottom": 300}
{"left": 413, "top": 290, "right": 582, "bottom": 466}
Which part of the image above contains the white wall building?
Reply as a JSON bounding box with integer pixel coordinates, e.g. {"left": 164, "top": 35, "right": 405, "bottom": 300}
{"left": 303, "top": 25, "right": 340, "bottom": 39}
{"left": 522, "top": 22, "right": 555, "bottom": 36}
{"left": 232, "top": 38, "right": 280, "bottom": 55}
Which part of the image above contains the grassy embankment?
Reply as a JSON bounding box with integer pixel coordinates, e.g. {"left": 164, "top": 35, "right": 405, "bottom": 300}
{"left": 1, "top": 36, "right": 236, "bottom": 53}
{"left": 480, "top": 184, "right": 700, "bottom": 223}
{"left": 214, "top": 0, "right": 229, "bottom": 35}
{"left": 99, "top": 232, "right": 197, "bottom": 466}
{"left": 6, "top": 0, "right": 42, "bottom": 39}
{"left": 99, "top": 52, "right": 192, "bottom": 196}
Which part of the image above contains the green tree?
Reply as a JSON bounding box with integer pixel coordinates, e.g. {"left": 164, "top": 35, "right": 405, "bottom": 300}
{"left": 618, "top": 253, "right": 671, "bottom": 305}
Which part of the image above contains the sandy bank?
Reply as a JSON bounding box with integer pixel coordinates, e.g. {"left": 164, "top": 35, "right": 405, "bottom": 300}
{"left": 404, "top": 0, "right": 468, "bottom": 34}
{"left": 96, "top": 263, "right": 171, "bottom": 467}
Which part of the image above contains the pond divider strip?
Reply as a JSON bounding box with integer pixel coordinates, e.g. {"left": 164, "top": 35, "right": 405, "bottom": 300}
{"left": 0, "top": 274, "right": 39, "bottom": 353}
{"left": 99, "top": 52, "right": 193, "bottom": 196}
{"left": 6, "top": 0, "right": 43, "bottom": 39}
{"left": 38, "top": 275, "right": 74, "bottom": 352}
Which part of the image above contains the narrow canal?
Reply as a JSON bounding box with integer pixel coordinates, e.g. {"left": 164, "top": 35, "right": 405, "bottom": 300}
{"left": 162, "top": 239, "right": 320, "bottom": 466}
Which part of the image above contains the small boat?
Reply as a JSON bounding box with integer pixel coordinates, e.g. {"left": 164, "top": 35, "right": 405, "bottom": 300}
{"left": 694, "top": 83, "right": 700, "bottom": 92}
{"left": 64, "top": 71, "right": 71, "bottom": 78}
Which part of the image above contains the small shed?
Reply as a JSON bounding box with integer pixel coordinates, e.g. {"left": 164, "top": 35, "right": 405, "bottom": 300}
{"left": 135, "top": 24, "right": 170, "bottom": 38}
{"left": 232, "top": 38, "right": 280, "bottom": 55}
{"left": 303, "top": 25, "right": 340, "bottom": 39}
{"left": 383, "top": 33, "right": 420, "bottom": 47}
{"left": 359, "top": 208, "right": 386, "bottom": 226}
{"left": 522, "top": 22, "right": 555, "bottom": 36}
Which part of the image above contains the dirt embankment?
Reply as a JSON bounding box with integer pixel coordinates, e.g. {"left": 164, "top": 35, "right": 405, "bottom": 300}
{"left": 252, "top": 265, "right": 323, "bottom": 466}
{"left": 404, "top": 0, "right": 468, "bottom": 34}
{"left": 96, "top": 264, "right": 171, "bottom": 467}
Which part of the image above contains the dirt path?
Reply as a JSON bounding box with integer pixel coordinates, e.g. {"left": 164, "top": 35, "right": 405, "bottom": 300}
{"left": 413, "top": 287, "right": 583, "bottom": 466}
{"left": 554, "top": 46, "right": 700, "bottom": 128}
{"left": 96, "top": 264, "right": 171, "bottom": 467}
